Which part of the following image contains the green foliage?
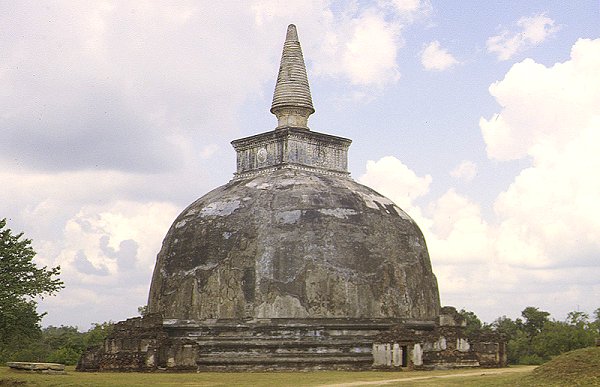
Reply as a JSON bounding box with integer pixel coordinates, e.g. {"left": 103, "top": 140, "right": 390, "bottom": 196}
{"left": 518, "top": 354, "right": 545, "bottom": 365}
{"left": 463, "top": 307, "right": 598, "bottom": 365}
{"left": 457, "top": 309, "right": 484, "bottom": 336}
{"left": 0, "top": 218, "right": 64, "bottom": 363}
{"left": 0, "top": 218, "right": 63, "bottom": 302}
{"left": 488, "top": 306, "right": 600, "bottom": 365}
{"left": 47, "top": 347, "right": 81, "bottom": 365}
{"left": 0, "top": 322, "right": 114, "bottom": 365}
{"left": 40, "top": 323, "right": 114, "bottom": 365}
{"left": 521, "top": 306, "right": 550, "bottom": 338}
{"left": 83, "top": 322, "right": 114, "bottom": 348}
{"left": 506, "top": 329, "right": 530, "bottom": 364}
{"left": 491, "top": 315, "right": 519, "bottom": 338}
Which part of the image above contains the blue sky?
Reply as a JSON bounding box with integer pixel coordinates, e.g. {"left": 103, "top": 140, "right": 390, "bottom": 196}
{"left": 1, "top": 1, "right": 599, "bottom": 329}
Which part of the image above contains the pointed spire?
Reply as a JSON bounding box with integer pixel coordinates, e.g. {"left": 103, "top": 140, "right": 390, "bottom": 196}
{"left": 271, "top": 24, "right": 315, "bottom": 129}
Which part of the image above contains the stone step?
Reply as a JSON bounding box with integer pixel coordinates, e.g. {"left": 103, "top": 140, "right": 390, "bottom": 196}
{"left": 177, "top": 329, "right": 386, "bottom": 338}
{"left": 164, "top": 317, "right": 406, "bottom": 329}
{"left": 196, "top": 354, "right": 372, "bottom": 365}
{"left": 194, "top": 340, "right": 372, "bottom": 349}
{"left": 196, "top": 361, "right": 373, "bottom": 372}
{"left": 188, "top": 335, "right": 374, "bottom": 344}
{"left": 199, "top": 345, "right": 370, "bottom": 354}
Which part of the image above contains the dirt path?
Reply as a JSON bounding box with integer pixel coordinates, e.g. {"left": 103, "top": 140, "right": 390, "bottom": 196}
{"left": 318, "top": 366, "right": 536, "bottom": 386}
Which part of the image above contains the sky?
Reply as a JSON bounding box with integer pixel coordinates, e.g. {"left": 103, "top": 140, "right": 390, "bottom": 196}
{"left": 1, "top": 1, "right": 599, "bottom": 330}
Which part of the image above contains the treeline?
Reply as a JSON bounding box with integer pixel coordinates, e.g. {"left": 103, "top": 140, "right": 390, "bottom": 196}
{"left": 0, "top": 322, "right": 113, "bottom": 365}
{"left": 459, "top": 306, "right": 600, "bottom": 364}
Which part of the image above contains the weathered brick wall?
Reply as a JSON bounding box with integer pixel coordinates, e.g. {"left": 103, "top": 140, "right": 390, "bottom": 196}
{"left": 372, "top": 308, "right": 506, "bottom": 369}
{"left": 77, "top": 314, "right": 171, "bottom": 371}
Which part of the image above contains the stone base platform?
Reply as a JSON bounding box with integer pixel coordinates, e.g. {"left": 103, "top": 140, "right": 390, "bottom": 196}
{"left": 77, "top": 309, "right": 506, "bottom": 372}
{"left": 77, "top": 314, "right": 434, "bottom": 372}
{"left": 175, "top": 318, "right": 433, "bottom": 371}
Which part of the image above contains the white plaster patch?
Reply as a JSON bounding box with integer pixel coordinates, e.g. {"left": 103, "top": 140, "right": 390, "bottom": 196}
{"left": 434, "top": 336, "right": 447, "bottom": 350}
{"left": 246, "top": 181, "right": 271, "bottom": 190}
{"left": 178, "top": 262, "right": 219, "bottom": 277}
{"left": 256, "top": 183, "right": 271, "bottom": 190}
{"left": 318, "top": 208, "right": 358, "bottom": 219}
{"left": 393, "top": 205, "right": 412, "bottom": 220}
{"left": 175, "top": 219, "right": 187, "bottom": 229}
{"left": 413, "top": 343, "right": 423, "bottom": 366}
{"left": 276, "top": 178, "right": 298, "bottom": 188}
{"left": 372, "top": 344, "right": 391, "bottom": 367}
{"left": 457, "top": 338, "right": 470, "bottom": 352}
{"left": 357, "top": 191, "right": 412, "bottom": 219}
{"left": 199, "top": 199, "right": 241, "bottom": 217}
{"left": 276, "top": 210, "right": 302, "bottom": 224}
{"left": 357, "top": 191, "right": 386, "bottom": 210}
{"left": 256, "top": 251, "right": 273, "bottom": 280}
{"left": 392, "top": 343, "right": 402, "bottom": 367}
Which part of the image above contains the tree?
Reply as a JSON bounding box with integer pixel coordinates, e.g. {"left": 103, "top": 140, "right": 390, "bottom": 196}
{"left": 41, "top": 325, "right": 88, "bottom": 365}
{"left": 82, "top": 321, "right": 114, "bottom": 348}
{"left": 0, "top": 218, "right": 64, "bottom": 362}
{"left": 521, "top": 306, "right": 550, "bottom": 338}
{"left": 457, "top": 309, "right": 485, "bottom": 336}
{"left": 496, "top": 306, "right": 600, "bottom": 365}
{"left": 593, "top": 308, "right": 600, "bottom": 335}
{"left": 491, "top": 315, "right": 519, "bottom": 339}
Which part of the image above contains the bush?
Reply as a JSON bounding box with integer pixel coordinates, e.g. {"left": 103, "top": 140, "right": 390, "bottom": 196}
{"left": 47, "top": 347, "right": 81, "bottom": 365}
{"left": 519, "top": 354, "right": 545, "bottom": 365}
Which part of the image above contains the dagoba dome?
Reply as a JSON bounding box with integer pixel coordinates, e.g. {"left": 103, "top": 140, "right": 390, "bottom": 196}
{"left": 147, "top": 24, "right": 440, "bottom": 322}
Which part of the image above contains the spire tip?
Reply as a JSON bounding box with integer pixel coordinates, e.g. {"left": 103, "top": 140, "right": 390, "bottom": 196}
{"left": 271, "top": 24, "right": 314, "bottom": 129}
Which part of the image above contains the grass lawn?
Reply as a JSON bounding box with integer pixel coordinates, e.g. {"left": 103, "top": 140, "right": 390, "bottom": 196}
{"left": 0, "top": 366, "right": 538, "bottom": 387}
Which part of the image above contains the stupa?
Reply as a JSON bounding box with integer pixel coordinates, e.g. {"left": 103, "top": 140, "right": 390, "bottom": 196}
{"left": 147, "top": 24, "right": 440, "bottom": 321}
{"left": 77, "top": 25, "right": 506, "bottom": 372}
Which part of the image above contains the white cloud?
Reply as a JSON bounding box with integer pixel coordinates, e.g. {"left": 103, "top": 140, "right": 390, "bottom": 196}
{"left": 449, "top": 38, "right": 600, "bottom": 317}
{"left": 427, "top": 189, "right": 492, "bottom": 264}
{"left": 359, "top": 39, "right": 600, "bottom": 321}
{"left": 264, "top": 0, "right": 432, "bottom": 91}
{"left": 481, "top": 38, "right": 600, "bottom": 160}
{"left": 358, "top": 156, "right": 431, "bottom": 214}
{"left": 450, "top": 160, "right": 477, "bottom": 181}
{"left": 199, "top": 144, "right": 219, "bottom": 159}
{"left": 342, "top": 11, "right": 401, "bottom": 86}
{"left": 250, "top": 1, "right": 406, "bottom": 88}
{"left": 358, "top": 159, "right": 487, "bottom": 267}
{"left": 493, "top": 119, "right": 600, "bottom": 269}
{"left": 0, "top": 2, "right": 277, "bottom": 173}
{"left": 311, "top": 7, "right": 403, "bottom": 88}
{"left": 486, "top": 13, "right": 560, "bottom": 60}
{"left": 382, "top": 0, "right": 432, "bottom": 21}
{"left": 421, "top": 40, "right": 459, "bottom": 71}
{"left": 38, "top": 200, "right": 180, "bottom": 328}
